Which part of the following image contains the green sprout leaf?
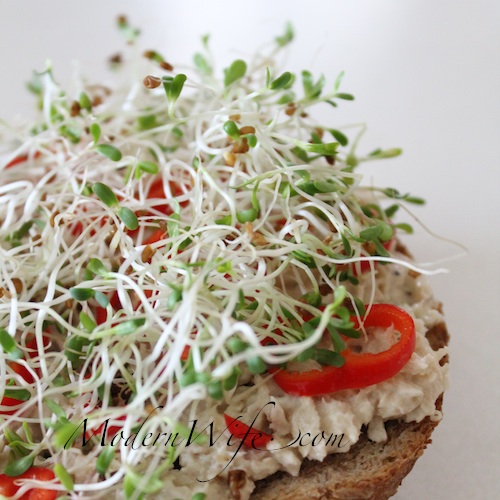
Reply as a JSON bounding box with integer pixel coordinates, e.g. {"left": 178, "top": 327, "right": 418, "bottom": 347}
{"left": 137, "top": 114, "right": 157, "bottom": 131}
{"left": 246, "top": 356, "right": 267, "bottom": 374}
{"left": 224, "top": 59, "right": 247, "bottom": 87}
{"left": 80, "top": 311, "right": 97, "bottom": 332}
{"left": 301, "top": 70, "right": 325, "bottom": 100}
{"left": 265, "top": 67, "right": 271, "bottom": 88}
{"left": 300, "top": 141, "right": 338, "bottom": 156}
{"left": 92, "top": 182, "right": 119, "bottom": 207}
{"left": 124, "top": 470, "right": 163, "bottom": 497}
{"left": 136, "top": 160, "right": 159, "bottom": 177}
{"left": 208, "top": 380, "right": 224, "bottom": 400}
{"left": 9, "top": 220, "right": 34, "bottom": 242}
{"left": 313, "top": 180, "right": 339, "bottom": 193}
{"left": 60, "top": 125, "right": 81, "bottom": 144}
{"left": 193, "top": 53, "right": 212, "bottom": 76}
{"left": 69, "top": 287, "right": 95, "bottom": 301}
{"left": 54, "top": 463, "right": 74, "bottom": 491}
{"left": 79, "top": 92, "right": 92, "bottom": 112}
{"left": 89, "top": 123, "right": 101, "bottom": 143}
{"left": 223, "top": 367, "right": 240, "bottom": 391}
{"left": 65, "top": 333, "right": 90, "bottom": 366}
{"left": 117, "top": 15, "right": 141, "bottom": 44}
{"left": 26, "top": 71, "right": 43, "bottom": 96}
{"left": 333, "top": 70, "right": 345, "bottom": 92}
{"left": 4, "top": 427, "right": 31, "bottom": 457}
{"left": 0, "top": 328, "right": 23, "bottom": 360}
{"left": 302, "top": 291, "right": 322, "bottom": 308}
{"left": 4, "top": 455, "right": 34, "bottom": 477}
{"left": 167, "top": 212, "right": 180, "bottom": 239}
{"left": 227, "top": 337, "right": 248, "bottom": 354}
{"left": 394, "top": 222, "right": 414, "bottom": 234}
{"left": 53, "top": 421, "right": 81, "bottom": 450}
{"left": 167, "top": 287, "right": 182, "bottom": 311}
{"left": 94, "top": 291, "right": 110, "bottom": 308}
{"left": 236, "top": 208, "right": 258, "bottom": 223}
{"left": 96, "top": 446, "right": 115, "bottom": 475}
{"left": 45, "top": 399, "right": 68, "bottom": 421}
{"left": 385, "top": 204, "right": 400, "bottom": 218}
{"left": 268, "top": 71, "right": 293, "bottom": 90}
{"left": 315, "top": 349, "right": 345, "bottom": 367}
{"left": 246, "top": 134, "right": 258, "bottom": 148}
{"left": 369, "top": 148, "right": 402, "bottom": 159}
{"left": 117, "top": 207, "right": 139, "bottom": 231}
{"left": 333, "top": 92, "right": 354, "bottom": 101}
{"left": 4, "top": 388, "right": 31, "bottom": 401}
{"left": 275, "top": 22, "right": 294, "bottom": 47}
{"left": 163, "top": 74, "right": 187, "bottom": 114}
{"left": 223, "top": 120, "right": 240, "bottom": 139}
{"left": 290, "top": 249, "right": 316, "bottom": 268}
{"left": 87, "top": 258, "right": 109, "bottom": 277}
{"left": 95, "top": 144, "right": 122, "bottom": 162}
{"left": 94, "top": 318, "right": 146, "bottom": 338}
{"left": 329, "top": 129, "right": 348, "bottom": 147}
{"left": 382, "top": 188, "right": 425, "bottom": 205}
{"left": 215, "top": 215, "right": 232, "bottom": 225}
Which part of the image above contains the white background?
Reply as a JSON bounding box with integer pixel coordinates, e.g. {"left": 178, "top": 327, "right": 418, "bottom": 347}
{"left": 1, "top": 1, "right": 499, "bottom": 498}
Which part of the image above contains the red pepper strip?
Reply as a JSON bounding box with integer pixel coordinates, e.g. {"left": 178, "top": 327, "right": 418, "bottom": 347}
{"left": 141, "top": 228, "right": 167, "bottom": 263}
{"left": 94, "top": 288, "right": 157, "bottom": 325}
{"left": 9, "top": 360, "right": 35, "bottom": 385}
{"left": 85, "top": 414, "right": 127, "bottom": 441}
{"left": 143, "top": 228, "right": 166, "bottom": 246}
{"left": 4, "top": 151, "right": 41, "bottom": 169}
{"left": 181, "top": 345, "right": 191, "bottom": 361}
{"left": 224, "top": 414, "right": 273, "bottom": 449}
{"left": 2, "top": 334, "right": 51, "bottom": 413}
{"left": 8, "top": 333, "right": 50, "bottom": 385}
{"left": 0, "top": 467, "right": 57, "bottom": 500}
{"left": 95, "top": 305, "right": 108, "bottom": 326}
{"left": 0, "top": 396, "right": 25, "bottom": 415}
{"left": 148, "top": 177, "right": 190, "bottom": 215}
{"left": 271, "top": 304, "right": 416, "bottom": 397}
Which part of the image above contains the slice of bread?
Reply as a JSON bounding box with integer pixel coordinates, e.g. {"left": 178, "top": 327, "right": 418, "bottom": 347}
{"left": 251, "top": 320, "right": 449, "bottom": 500}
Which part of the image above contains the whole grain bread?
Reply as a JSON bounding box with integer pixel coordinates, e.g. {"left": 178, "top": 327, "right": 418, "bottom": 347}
{"left": 251, "top": 319, "right": 449, "bottom": 500}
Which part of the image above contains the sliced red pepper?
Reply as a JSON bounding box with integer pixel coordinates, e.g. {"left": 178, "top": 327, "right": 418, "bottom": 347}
{"left": 85, "top": 414, "right": 127, "bottom": 441}
{"left": 95, "top": 305, "right": 108, "bottom": 326}
{"left": 25, "top": 334, "right": 50, "bottom": 359}
{"left": 0, "top": 467, "right": 56, "bottom": 500}
{"left": 271, "top": 304, "right": 416, "bottom": 396}
{"left": 7, "top": 334, "right": 50, "bottom": 386}
{"left": 93, "top": 288, "right": 157, "bottom": 325}
{"left": 70, "top": 205, "right": 109, "bottom": 237}
{"left": 147, "top": 176, "right": 189, "bottom": 215}
{"left": 143, "top": 228, "right": 166, "bottom": 246}
{"left": 2, "top": 334, "right": 51, "bottom": 414}
{"left": 224, "top": 413, "right": 272, "bottom": 449}
{"left": 181, "top": 345, "right": 191, "bottom": 361}
{"left": 0, "top": 396, "right": 25, "bottom": 415}
{"left": 4, "top": 151, "right": 41, "bottom": 169}
{"left": 9, "top": 360, "right": 35, "bottom": 385}
{"left": 147, "top": 177, "right": 174, "bottom": 215}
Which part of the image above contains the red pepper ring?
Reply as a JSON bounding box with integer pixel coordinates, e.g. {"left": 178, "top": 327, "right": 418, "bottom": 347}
{"left": 224, "top": 414, "right": 273, "bottom": 449}
{"left": 0, "top": 467, "right": 57, "bottom": 500}
{"left": 270, "top": 304, "right": 416, "bottom": 397}
{"left": 4, "top": 151, "right": 41, "bottom": 169}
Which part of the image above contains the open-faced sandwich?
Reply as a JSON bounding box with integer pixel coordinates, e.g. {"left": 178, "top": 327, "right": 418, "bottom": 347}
{"left": 0, "top": 18, "right": 449, "bottom": 500}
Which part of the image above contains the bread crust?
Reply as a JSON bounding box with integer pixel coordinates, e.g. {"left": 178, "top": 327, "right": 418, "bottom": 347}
{"left": 251, "top": 319, "right": 449, "bottom": 500}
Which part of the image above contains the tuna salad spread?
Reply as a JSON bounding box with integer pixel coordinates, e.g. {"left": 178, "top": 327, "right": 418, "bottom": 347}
{"left": 0, "top": 18, "right": 448, "bottom": 500}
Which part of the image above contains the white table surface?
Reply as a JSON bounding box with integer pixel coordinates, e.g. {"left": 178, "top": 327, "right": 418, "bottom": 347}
{"left": 1, "top": 1, "right": 498, "bottom": 498}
